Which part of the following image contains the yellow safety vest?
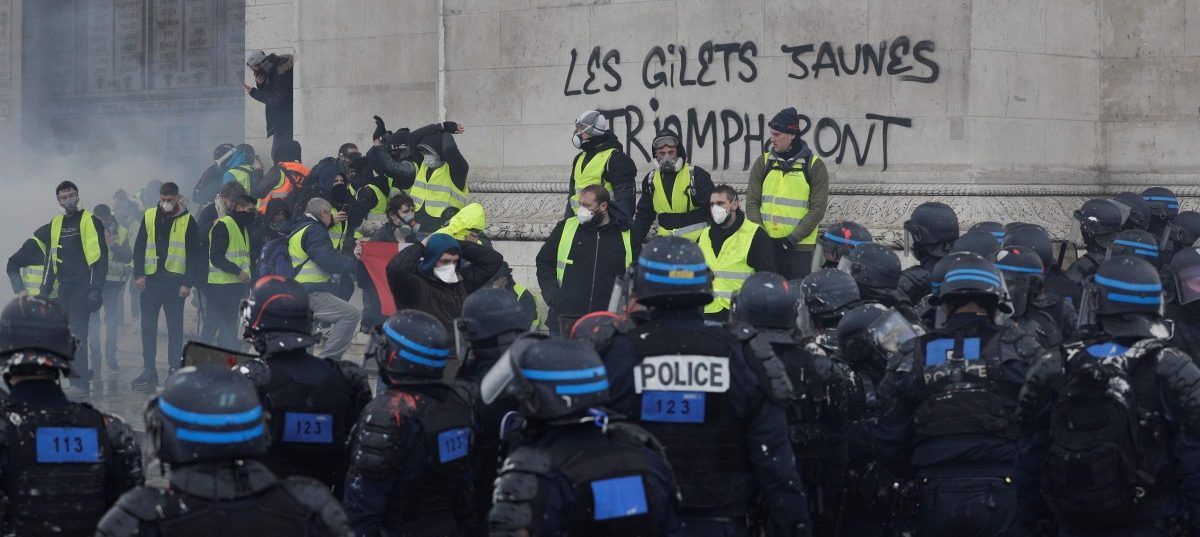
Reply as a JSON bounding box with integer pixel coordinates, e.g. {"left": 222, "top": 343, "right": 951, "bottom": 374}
{"left": 208, "top": 216, "right": 250, "bottom": 285}
{"left": 569, "top": 148, "right": 616, "bottom": 210}
{"left": 19, "top": 237, "right": 55, "bottom": 298}
{"left": 555, "top": 218, "right": 631, "bottom": 284}
{"left": 698, "top": 219, "right": 760, "bottom": 314}
{"left": 329, "top": 220, "right": 348, "bottom": 251}
{"left": 289, "top": 225, "right": 331, "bottom": 284}
{"left": 759, "top": 152, "right": 820, "bottom": 244}
{"left": 513, "top": 283, "right": 539, "bottom": 329}
{"left": 354, "top": 184, "right": 389, "bottom": 240}
{"left": 49, "top": 210, "right": 102, "bottom": 270}
{"left": 143, "top": 208, "right": 190, "bottom": 276}
{"left": 227, "top": 165, "right": 253, "bottom": 193}
{"left": 651, "top": 165, "right": 706, "bottom": 241}
{"left": 107, "top": 224, "right": 132, "bottom": 283}
{"left": 411, "top": 162, "right": 468, "bottom": 218}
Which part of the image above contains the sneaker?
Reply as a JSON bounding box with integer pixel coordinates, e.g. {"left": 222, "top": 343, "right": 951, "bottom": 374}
{"left": 131, "top": 369, "right": 158, "bottom": 388}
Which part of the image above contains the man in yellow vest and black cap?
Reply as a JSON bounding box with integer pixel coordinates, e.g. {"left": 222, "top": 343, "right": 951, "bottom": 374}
{"left": 132, "top": 181, "right": 201, "bottom": 388}
{"left": 565, "top": 110, "right": 637, "bottom": 229}
{"left": 698, "top": 184, "right": 777, "bottom": 322}
{"left": 746, "top": 106, "right": 832, "bottom": 280}
{"left": 201, "top": 194, "right": 257, "bottom": 350}
{"left": 632, "top": 126, "right": 714, "bottom": 245}
{"left": 536, "top": 185, "right": 632, "bottom": 335}
{"left": 5, "top": 180, "right": 108, "bottom": 393}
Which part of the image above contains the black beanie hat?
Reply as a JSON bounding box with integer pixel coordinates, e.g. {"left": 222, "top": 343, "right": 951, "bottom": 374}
{"left": 769, "top": 107, "right": 803, "bottom": 135}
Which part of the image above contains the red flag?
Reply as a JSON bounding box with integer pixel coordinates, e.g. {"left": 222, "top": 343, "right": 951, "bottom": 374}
{"left": 360, "top": 241, "right": 400, "bottom": 316}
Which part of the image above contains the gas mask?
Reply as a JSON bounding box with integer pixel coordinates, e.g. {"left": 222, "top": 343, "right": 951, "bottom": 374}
{"left": 422, "top": 153, "right": 443, "bottom": 169}
{"left": 58, "top": 194, "right": 80, "bottom": 214}
{"left": 657, "top": 154, "right": 682, "bottom": 172}
{"left": 434, "top": 264, "right": 459, "bottom": 284}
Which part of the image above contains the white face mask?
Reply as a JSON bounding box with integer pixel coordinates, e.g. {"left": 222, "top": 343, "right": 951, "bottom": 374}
{"left": 571, "top": 133, "right": 583, "bottom": 149}
{"left": 422, "top": 154, "right": 442, "bottom": 169}
{"left": 434, "top": 263, "right": 459, "bottom": 283}
{"left": 576, "top": 206, "right": 594, "bottom": 225}
{"left": 711, "top": 205, "right": 730, "bottom": 224}
{"left": 161, "top": 201, "right": 176, "bottom": 213}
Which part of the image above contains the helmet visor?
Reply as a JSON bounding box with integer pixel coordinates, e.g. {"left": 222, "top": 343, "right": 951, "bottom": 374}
{"left": 902, "top": 225, "right": 915, "bottom": 257}
{"left": 1176, "top": 264, "right": 1200, "bottom": 305}
{"left": 867, "top": 309, "right": 921, "bottom": 354}
{"left": 794, "top": 287, "right": 815, "bottom": 338}
{"left": 480, "top": 350, "right": 516, "bottom": 405}
{"left": 453, "top": 318, "right": 470, "bottom": 365}
{"left": 811, "top": 241, "right": 828, "bottom": 273}
{"left": 1107, "top": 199, "right": 1135, "bottom": 228}
{"left": 1004, "top": 274, "right": 1032, "bottom": 317}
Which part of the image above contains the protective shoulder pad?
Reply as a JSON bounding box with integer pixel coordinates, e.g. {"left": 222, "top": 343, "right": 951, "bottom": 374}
{"left": 332, "top": 358, "right": 370, "bottom": 389}
{"left": 278, "top": 477, "right": 351, "bottom": 534}
{"left": 747, "top": 333, "right": 795, "bottom": 405}
{"left": 1004, "top": 324, "right": 1046, "bottom": 362}
{"left": 607, "top": 421, "right": 667, "bottom": 454}
{"left": 1154, "top": 346, "right": 1200, "bottom": 432}
{"left": 499, "top": 445, "right": 552, "bottom": 476}
{"left": 102, "top": 411, "right": 143, "bottom": 462}
{"left": 491, "top": 446, "right": 548, "bottom": 536}
{"left": 728, "top": 321, "right": 757, "bottom": 342}
{"left": 106, "top": 486, "right": 175, "bottom": 523}
{"left": 448, "top": 379, "right": 479, "bottom": 407}
{"left": 240, "top": 358, "right": 272, "bottom": 388}
{"left": 1016, "top": 350, "right": 1064, "bottom": 428}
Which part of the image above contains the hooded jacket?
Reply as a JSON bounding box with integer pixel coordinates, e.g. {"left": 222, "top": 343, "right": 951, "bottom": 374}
{"left": 631, "top": 138, "right": 715, "bottom": 243}
{"left": 283, "top": 214, "right": 356, "bottom": 294}
{"left": 385, "top": 236, "right": 505, "bottom": 332}
{"left": 564, "top": 133, "right": 637, "bottom": 230}
{"left": 248, "top": 54, "right": 295, "bottom": 139}
{"left": 432, "top": 203, "right": 485, "bottom": 243}
{"left": 745, "top": 137, "right": 830, "bottom": 250}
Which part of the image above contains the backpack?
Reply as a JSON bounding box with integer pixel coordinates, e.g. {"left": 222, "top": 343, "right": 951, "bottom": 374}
{"left": 192, "top": 164, "right": 225, "bottom": 207}
{"left": 258, "top": 233, "right": 308, "bottom": 279}
{"left": 1043, "top": 347, "right": 1161, "bottom": 529}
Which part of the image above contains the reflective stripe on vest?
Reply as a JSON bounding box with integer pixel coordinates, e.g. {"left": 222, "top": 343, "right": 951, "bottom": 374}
{"left": 329, "top": 220, "right": 348, "bottom": 250}
{"left": 569, "top": 148, "right": 616, "bottom": 210}
{"left": 412, "top": 162, "right": 468, "bottom": 218}
{"left": 652, "top": 165, "right": 707, "bottom": 241}
{"left": 759, "top": 152, "right": 819, "bottom": 244}
{"left": 107, "top": 224, "right": 132, "bottom": 282}
{"left": 208, "top": 216, "right": 250, "bottom": 284}
{"left": 19, "top": 237, "right": 52, "bottom": 297}
{"left": 49, "top": 210, "right": 102, "bottom": 269}
{"left": 698, "top": 219, "right": 759, "bottom": 313}
{"left": 289, "top": 225, "right": 331, "bottom": 284}
{"left": 143, "top": 208, "right": 190, "bottom": 276}
{"left": 354, "top": 184, "right": 391, "bottom": 239}
{"left": 555, "top": 218, "right": 632, "bottom": 284}
{"left": 513, "top": 283, "right": 540, "bottom": 328}
{"left": 258, "top": 162, "right": 308, "bottom": 213}
{"left": 228, "top": 166, "right": 253, "bottom": 193}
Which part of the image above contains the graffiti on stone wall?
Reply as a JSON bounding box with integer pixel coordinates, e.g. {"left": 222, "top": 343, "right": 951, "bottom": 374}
{"left": 562, "top": 37, "right": 938, "bottom": 172}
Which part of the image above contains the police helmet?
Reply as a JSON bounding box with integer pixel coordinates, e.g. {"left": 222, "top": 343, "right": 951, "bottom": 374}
{"left": 569, "top": 311, "right": 621, "bottom": 355}
{"left": 969, "top": 221, "right": 1006, "bottom": 245}
{"left": 995, "top": 246, "right": 1045, "bottom": 317}
{"left": 838, "top": 242, "right": 901, "bottom": 291}
{"left": 240, "top": 276, "right": 314, "bottom": 353}
{"left": 814, "top": 220, "right": 872, "bottom": 270}
{"left": 459, "top": 288, "right": 530, "bottom": 345}
{"left": 146, "top": 366, "right": 269, "bottom": 466}
{"left": 1166, "top": 211, "right": 1200, "bottom": 247}
{"left": 731, "top": 272, "right": 795, "bottom": 330}
{"left": 1079, "top": 255, "right": 1165, "bottom": 339}
{"left": 0, "top": 296, "right": 76, "bottom": 377}
{"left": 369, "top": 310, "right": 453, "bottom": 384}
{"left": 1072, "top": 198, "right": 1128, "bottom": 248}
{"left": 952, "top": 230, "right": 1002, "bottom": 259}
{"left": 481, "top": 335, "right": 608, "bottom": 420}
{"left": 836, "top": 303, "right": 920, "bottom": 369}
{"left": 1111, "top": 192, "right": 1152, "bottom": 231}
{"left": 1142, "top": 186, "right": 1180, "bottom": 221}
{"left": 633, "top": 236, "right": 713, "bottom": 308}
{"left": 1003, "top": 223, "right": 1055, "bottom": 270}
{"left": 903, "top": 202, "right": 960, "bottom": 258}
{"left": 1107, "top": 229, "right": 1161, "bottom": 265}
{"left": 796, "top": 269, "right": 861, "bottom": 328}
{"left": 1169, "top": 247, "right": 1200, "bottom": 306}
{"left": 930, "top": 252, "right": 1010, "bottom": 314}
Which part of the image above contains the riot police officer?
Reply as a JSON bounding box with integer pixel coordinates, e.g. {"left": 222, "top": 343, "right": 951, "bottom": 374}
{"left": 839, "top": 242, "right": 918, "bottom": 321}
{"left": 1142, "top": 186, "right": 1179, "bottom": 239}
{"left": 951, "top": 230, "right": 1001, "bottom": 259}
{"left": 731, "top": 271, "right": 852, "bottom": 535}
{"left": 877, "top": 253, "right": 1045, "bottom": 536}
{"left": 899, "top": 202, "right": 960, "bottom": 303}
{"left": 835, "top": 303, "right": 922, "bottom": 537}
{"left": 455, "top": 287, "right": 533, "bottom": 536}
{"left": 1166, "top": 246, "right": 1200, "bottom": 362}
{"left": 1107, "top": 228, "right": 1163, "bottom": 268}
{"left": 484, "top": 336, "right": 683, "bottom": 536}
{"left": 1004, "top": 222, "right": 1080, "bottom": 307}
{"left": 1067, "top": 198, "right": 1133, "bottom": 286}
{"left": 794, "top": 267, "right": 862, "bottom": 352}
{"left": 1111, "top": 191, "right": 1154, "bottom": 232}
{"left": 1163, "top": 211, "right": 1200, "bottom": 265}
{"left": 240, "top": 276, "right": 372, "bottom": 490}
{"left": 343, "top": 310, "right": 477, "bottom": 536}
{"left": 0, "top": 296, "right": 142, "bottom": 536}
{"left": 96, "top": 366, "right": 351, "bottom": 535}
{"left": 602, "top": 236, "right": 811, "bottom": 537}
{"left": 812, "top": 220, "right": 872, "bottom": 271}
{"left": 969, "top": 221, "right": 1006, "bottom": 245}
{"left": 995, "top": 245, "right": 1079, "bottom": 347}
{"left": 1017, "top": 255, "right": 1200, "bottom": 536}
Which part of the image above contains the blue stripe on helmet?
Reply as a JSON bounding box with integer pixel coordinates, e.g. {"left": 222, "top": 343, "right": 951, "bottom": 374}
{"left": 159, "top": 399, "right": 262, "bottom": 426}
{"left": 1169, "top": 204, "right": 1179, "bottom": 209}
{"left": 1114, "top": 239, "right": 1158, "bottom": 251}
{"left": 637, "top": 257, "right": 707, "bottom": 272}
{"left": 822, "top": 231, "right": 865, "bottom": 246}
{"left": 555, "top": 379, "right": 609, "bottom": 395}
{"left": 1106, "top": 292, "right": 1162, "bottom": 305}
{"left": 945, "top": 275, "right": 1002, "bottom": 286}
{"left": 1094, "top": 274, "right": 1161, "bottom": 292}
{"left": 995, "top": 263, "right": 1042, "bottom": 274}
{"left": 1143, "top": 196, "right": 1177, "bottom": 202}
{"left": 643, "top": 273, "right": 709, "bottom": 285}
{"left": 521, "top": 366, "right": 606, "bottom": 381}
{"left": 947, "top": 268, "right": 1002, "bottom": 280}
{"left": 990, "top": 232, "right": 1005, "bottom": 244}
{"left": 399, "top": 349, "right": 447, "bottom": 368}
{"left": 383, "top": 322, "right": 450, "bottom": 357}
{"left": 176, "top": 424, "right": 266, "bottom": 444}
{"left": 1134, "top": 249, "right": 1159, "bottom": 258}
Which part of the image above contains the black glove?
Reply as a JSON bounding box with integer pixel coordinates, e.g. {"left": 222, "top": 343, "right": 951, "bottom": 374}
{"left": 87, "top": 290, "right": 103, "bottom": 313}
{"left": 372, "top": 115, "right": 388, "bottom": 141}
{"left": 442, "top": 121, "right": 460, "bottom": 134}
{"left": 774, "top": 236, "right": 796, "bottom": 251}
